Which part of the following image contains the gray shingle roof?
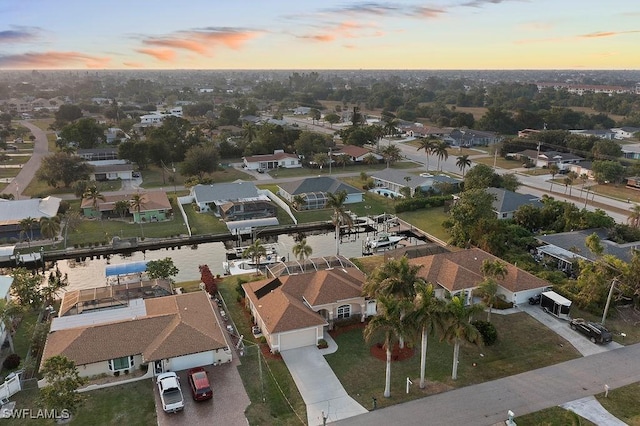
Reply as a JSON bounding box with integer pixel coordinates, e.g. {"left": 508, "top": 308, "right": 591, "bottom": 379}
{"left": 192, "top": 181, "right": 260, "bottom": 203}
{"left": 536, "top": 228, "right": 639, "bottom": 263}
{"left": 486, "top": 187, "right": 542, "bottom": 213}
{"left": 278, "top": 177, "right": 363, "bottom": 196}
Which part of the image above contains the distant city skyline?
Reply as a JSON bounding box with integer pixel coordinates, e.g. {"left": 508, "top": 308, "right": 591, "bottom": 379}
{"left": 1, "top": 1, "right": 639, "bottom": 70}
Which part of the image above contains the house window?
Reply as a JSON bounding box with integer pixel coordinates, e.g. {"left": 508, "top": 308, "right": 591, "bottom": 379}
{"left": 337, "top": 305, "right": 351, "bottom": 319}
{"left": 108, "top": 355, "right": 134, "bottom": 371}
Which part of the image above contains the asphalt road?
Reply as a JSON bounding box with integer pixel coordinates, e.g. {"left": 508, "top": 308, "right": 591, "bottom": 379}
{"left": 335, "top": 343, "right": 640, "bottom": 426}
{"left": 1, "top": 120, "right": 49, "bottom": 199}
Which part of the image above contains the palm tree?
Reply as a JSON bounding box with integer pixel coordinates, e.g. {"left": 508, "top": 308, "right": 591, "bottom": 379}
{"left": 292, "top": 238, "right": 312, "bottom": 269}
{"left": 242, "top": 122, "right": 257, "bottom": 144}
{"left": 434, "top": 141, "right": 449, "bottom": 172}
{"left": 441, "top": 296, "right": 484, "bottom": 380}
{"left": 292, "top": 195, "right": 306, "bottom": 211}
{"left": 312, "top": 152, "right": 329, "bottom": 170}
{"left": 479, "top": 259, "right": 507, "bottom": 321}
{"left": 456, "top": 155, "right": 471, "bottom": 178}
{"left": 381, "top": 144, "right": 402, "bottom": 168}
{"left": 579, "top": 173, "right": 589, "bottom": 199}
{"left": 19, "top": 217, "right": 37, "bottom": 242}
{"left": 628, "top": 204, "right": 640, "bottom": 228}
{"left": 335, "top": 155, "right": 352, "bottom": 170}
{"left": 363, "top": 154, "right": 379, "bottom": 166}
{"left": 0, "top": 300, "right": 24, "bottom": 353}
{"left": 383, "top": 119, "right": 399, "bottom": 139}
{"left": 410, "top": 282, "right": 445, "bottom": 389}
{"left": 39, "top": 216, "right": 61, "bottom": 240}
{"left": 325, "top": 190, "right": 353, "bottom": 256}
{"left": 549, "top": 164, "right": 559, "bottom": 192}
{"left": 114, "top": 200, "right": 130, "bottom": 218}
{"left": 130, "top": 193, "right": 145, "bottom": 222}
{"left": 243, "top": 239, "right": 267, "bottom": 275}
{"left": 417, "top": 137, "right": 438, "bottom": 172}
{"left": 83, "top": 186, "right": 105, "bottom": 219}
{"left": 363, "top": 296, "right": 409, "bottom": 398}
{"left": 565, "top": 171, "right": 578, "bottom": 196}
{"left": 370, "top": 124, "right": 385, "bottom": 152}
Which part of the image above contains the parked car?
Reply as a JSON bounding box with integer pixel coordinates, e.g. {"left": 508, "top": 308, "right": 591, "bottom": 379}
{"left": 187, "top": 367, "right": 213, "bottom": 401}
{"left": 157, "top": 372, "right": 185, "bottom": 413}
{"left": 257, "top": 168, "right": 266, "bottom": 173}
{"left": 528, "top": 294, "right": 541, "bottom": 305}
{"left": 569, "top": 318, "right": 613, "bottom": 344}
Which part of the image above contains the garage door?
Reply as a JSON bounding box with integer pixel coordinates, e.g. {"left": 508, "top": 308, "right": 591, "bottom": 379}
{"left": 278, "top": 329, "right": 318, "bottom": 351}
{"left": 169, "top": 351, "right": 214, "bottom": 372}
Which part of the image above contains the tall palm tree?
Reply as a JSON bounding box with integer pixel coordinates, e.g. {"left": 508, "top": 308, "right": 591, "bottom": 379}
{"left": 292, "top": 238, "right": 313, "bottom": 268}
{"left": 292, "top": 195, "right": 306, "bottom": 211}
{"left": 441, "top": 296, "right": 484, "bottom": 380}
{"left": 417, "top": 137, "right": 438, "bottom": 172}
{"left": 0, "top": 300, "right": 24, "bottom": 353}
{"left": 370, "top": 124, "right": 385, "bottom": 152}
{"left": 242, "top": 122, "right": 257, "bottom": 144}
{"left": 363, "top": 296, "right": 410, "bottom": 398}
{"left": 130, "top": 193, "right": 145, "bottom": 222}
{"left": 39, "top": 216, "right": 61, "bottom": 240}
{"left": 381, "top": 144, "right": 401, "bottom": 168}
{"left": 565, "top": 171, "right": 578, "bottom": 196}
{"left": 383, "top": 119, "right": 399, "bottom": 139}
{"left": 549, "top": 164, "right": 559, "bottom": 192}
{"left": 628, "top": 204, "right": 640, "bottom": 228}
{"left": 335, "top": 155, "right": 352, "bottom": 170}
{"left": 456, "top": 155, "right": 471, "bottom": 178}
{"left": 312, "top": 152, "right": 329, "bottom": 170}
{"left": 363, "top": 154, "right": 379, "bottom": 165}
{"left": 326, "top": 191, "right": 353, "bottom": 256}
{"left": 243, "top": 239, "right": 267, "bottom": 275}
{"left": 83, "top": 186, "right": 105, "bottom": 219}
{"left": 480, "top": 259, "right": 507, "bottom": 322}
{"left": 114, "top": 200, "right": 130, "bottom": 218}
{"left": 434, "top": 141, "right": 449, "bottom": 172}
{"left": 19, "top": 217, "right": 37, "bottom": 242}
{"left": 410, "top": 282, "right": 445, "bottom": 389}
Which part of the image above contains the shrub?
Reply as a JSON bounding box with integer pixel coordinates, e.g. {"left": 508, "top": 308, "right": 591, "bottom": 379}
{"left": 317, "top": 339, "right": 328, "bottom": 349}
{"left": 3, "top": 353, "right": 21, "bottom": 370}
{"left": 473, "top": 320, "right": 498, "bottom": 346}
{"left": 395, "top": 195, "right": 452, "bottom": 213}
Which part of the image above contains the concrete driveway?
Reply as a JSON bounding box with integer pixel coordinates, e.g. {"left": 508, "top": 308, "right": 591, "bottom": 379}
{"left": 281, "top": 346, "right": 368, "bottom": 426}
{"left": 520, "top": 304, "right": 622, "bottom": 357}
{"left": 155, "top": 361, "right": 250, "bottom": 426}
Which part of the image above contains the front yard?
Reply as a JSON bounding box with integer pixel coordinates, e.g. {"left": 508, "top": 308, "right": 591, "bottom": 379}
{"left": 325, "top": 312, "right": 580, "bottom": 409}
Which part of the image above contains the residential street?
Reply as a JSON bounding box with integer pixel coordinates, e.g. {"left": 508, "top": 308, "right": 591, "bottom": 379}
{"left": 1, "top": 120, "right": 49, "bottom": 199}
{"left": 334, "top": 343, "right": 640, "bottom": 426}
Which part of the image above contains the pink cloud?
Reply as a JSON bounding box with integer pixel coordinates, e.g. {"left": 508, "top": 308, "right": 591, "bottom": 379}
{"left": 135, "top": 48, "right": 176, "bottom": 62}
{"left": 297, "top": 20, "right": 381, "bottom": 43}
{"left": 122, "top": 61, "right": 145, "bottom": 68}
{"left": 0, "top": 51, "right": 110, "bottom": 69}
{"left": 139, "top": 28, "right": 258, "bottom": 58}
{"left": 579, "top": 30, "right": 640, "bottom": 38}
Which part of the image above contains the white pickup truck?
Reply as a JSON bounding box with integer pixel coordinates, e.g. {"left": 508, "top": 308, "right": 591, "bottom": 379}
{"left": 157, "top": 372, "right": 185, "bottom": 413}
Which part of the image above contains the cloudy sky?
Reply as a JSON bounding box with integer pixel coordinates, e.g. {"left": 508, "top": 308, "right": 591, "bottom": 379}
{"left": 1, "top": 0, "right": 638, "bottom": 70}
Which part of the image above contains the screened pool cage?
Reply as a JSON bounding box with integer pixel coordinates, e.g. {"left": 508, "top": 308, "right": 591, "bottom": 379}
{"left": 300, "top": 192, "right": 327, "bottom": 210}
{"left": 266, "top": 255, "right": 357, "bottom": 277}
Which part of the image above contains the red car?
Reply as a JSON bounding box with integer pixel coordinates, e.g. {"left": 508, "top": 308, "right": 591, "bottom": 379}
{"left": 187, "top": 367, "right": 213, "bottom": 401}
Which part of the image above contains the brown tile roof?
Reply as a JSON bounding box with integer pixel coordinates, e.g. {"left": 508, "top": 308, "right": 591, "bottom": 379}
{"left": 409, "top": 248, "right": 549, "bottom": 293}
{"left": 242, "top": 269, "right": 366, "bottom": 334}
{"left": 334, "top": 145, "right": 373, "bottom": 158}
{"left": 80, "top": 191, "right": 171, "bottom": 212}
{"left": 41, "top": 292, "right": 227, "bottom": 367}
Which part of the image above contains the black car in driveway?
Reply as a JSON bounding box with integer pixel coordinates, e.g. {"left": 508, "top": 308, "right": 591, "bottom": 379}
{"left": 569, "top": 318, "right": 613, "bottom": 344}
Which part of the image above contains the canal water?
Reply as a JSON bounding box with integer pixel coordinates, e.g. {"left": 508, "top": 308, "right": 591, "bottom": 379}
{"left": 56, "top": 230, "right": 426, "bottom": 292}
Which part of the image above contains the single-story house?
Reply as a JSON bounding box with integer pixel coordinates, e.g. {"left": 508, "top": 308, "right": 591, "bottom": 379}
{"left": 370, "top": 168, "right": 461, "bottom": 197}
{"left": 243, "top": 268, "right": 375, "bottom": 352}
{"left": 409, "top": 248, "right": 551, "bottom": 306}
{"left": 278, "top": 177, "right": 364, "bottom": 210}
{"left": 0, "top": 275, "right": 13, "bottom": 346}
{"left": 77, "top": 148, "right": 119, "bottom": 161}
{"left": 0, "top": 196, "right": 61, "bottom": 239}
{"left": 81, "top": 191, "right": 171, "bottom": 223}
{"left": 621, "top": 144, "right": 640, "bottom": 161}
{"left": 190, "top": 182, "right": 277, "bottom": 222}
{"left": 333, "top": 145, "right": 383, "bottom": 163}
{"left": 485, "top": 187, "right": 542, "bottom": 220}
{"left": 568, "top": 162, "right": 595, "bottom": 180}
{"left": 611, "top": 127, "right": 640, "bottom": 140}
{"left": 569, "top": 129, "right": 616, "bottom": 140}
{"left": 88, "top": 160, "right": 134, "bottom": 181}
{"left": 515, "top": 150, "right": 584, "bottom": 169}
{"left": 41, "top": 291, "right": 231, "bottom": 379}
{"left": 243, "top": 150, "right": 301, "bottom": 171}
{"left": 447, "top": 129, "right": 500, "bottom": 147}
{"left": 536, "top": 228, "right": 640, "bottom": 272}
{"left": 404, "top": 126, "right": 450, "bottom": 139}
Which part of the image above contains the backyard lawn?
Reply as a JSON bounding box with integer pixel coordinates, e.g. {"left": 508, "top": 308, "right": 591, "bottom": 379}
{"left": 589, "top": 183, "right": 640, "bottom": 204}
{"left": 397, "top": 207, "right": 451, "bottom": 242}
{"left": 325, "top": 312, "right": 580, "bottom": 409}
{"left": 596, "top": 382, "right": 640, "bottom": 425}
{"left": 4, "top": 380, "right": 156, "bottom": 426}
{"left": 140, "top": 164, "right": 254, "bottom": 189}
{"left": 182, "top": 202, "right": 230, "bottom": 235}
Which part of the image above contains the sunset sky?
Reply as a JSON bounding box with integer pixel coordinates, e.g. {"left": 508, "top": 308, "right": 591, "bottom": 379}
{"left": 1, "top": 0, "right": 639, "bottom": 70}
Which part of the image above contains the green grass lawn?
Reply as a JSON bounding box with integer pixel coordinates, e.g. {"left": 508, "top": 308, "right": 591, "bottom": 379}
{"left": 325, "top": 312, "right": 580, "bottom": 409}
{"left": 596, "top": 382, "right": 640, "bottom": 425}
{"left": 4, "top": 380, "right": 156, "bottom": 426}
{"left": 140, "top": 164, "right": 254, "bottom": 189}
{"left": 1, "top": 155, "right": 30, "bottom": 165}
{"left": 397, "top": 207, "right": 451, "bottom": 242}
{"left": 214, "top": 276, "right": 307, "bottom": 425}
{"left": 521, "top": 168, "right": 552, "bottom": 176}
{"left": 515, "top": 406, "right": 596, "bottom": 426}
{"left": 0, "top": 168, "right": 19, "bottom": 179}
{"left": 473, "top": 156, "right": 523, "bottom": 170}
{"left": 589, "top": 183, "right": 640, "bottom": 204}
{"left": 182, "top": 203, "right": 232, "bottom": 235}
{"left": 568, "top": 305, "right": 640, "bottom": 345}
{"left": 67, "top": 199, "right": 189, "bottom": 246}
{"left": 24, "top": 179, "right": 121, "bottom": 198}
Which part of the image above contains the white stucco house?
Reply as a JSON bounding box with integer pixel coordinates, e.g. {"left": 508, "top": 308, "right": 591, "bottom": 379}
{"left": 87, "top": 160, "right": 134, "bottom": 181}
{"left": 243, "top": 268, "right": 375, "bottom": 352}
{"left": 243, "top": 150, "right": 301, "bottom": 171}
{"left": 41, "top": 291, "right": 231, "bottom": 379}
{"left": 278, "top": 176, "right": 364, "bottom": 210}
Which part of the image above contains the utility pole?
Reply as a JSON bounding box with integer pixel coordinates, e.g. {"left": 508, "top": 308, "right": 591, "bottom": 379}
{"left": 329, "top": 147, "right": 332, "bottom": 175}
{"left": 602, "top": 278, "right": 617, "bottom": 326}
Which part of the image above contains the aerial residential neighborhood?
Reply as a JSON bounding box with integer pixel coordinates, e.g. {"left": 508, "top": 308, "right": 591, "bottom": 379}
{"left": 1, "top": 4, "right": 640, "bottom": 425}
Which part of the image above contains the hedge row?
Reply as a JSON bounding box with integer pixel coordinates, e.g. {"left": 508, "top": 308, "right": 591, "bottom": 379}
{"left": 395, "top": 195, "right": 452, "bottom": 213}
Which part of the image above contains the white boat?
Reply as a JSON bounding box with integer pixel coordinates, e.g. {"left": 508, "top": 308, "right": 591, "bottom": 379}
{"left": 223, "top": 258, "right": 282, "bottom": 275}
{"left": 225, "top": 243, "right": 279, "bottom": 260}
{"left": 365, "top": 233, "right": 406, "bottom": 250}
